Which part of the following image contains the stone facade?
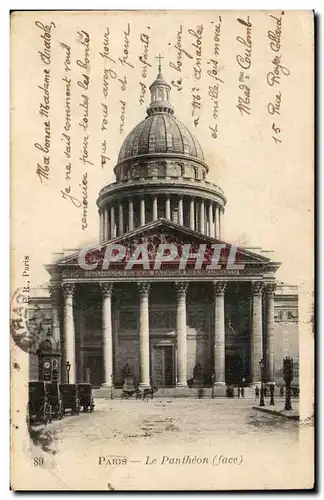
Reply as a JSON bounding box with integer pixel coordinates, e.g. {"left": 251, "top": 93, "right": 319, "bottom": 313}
{"left": 28, "top": 281, "right": 299, "bottom": 389}
{"left": 28, "top": 67, "right": 299, "bottom": 394}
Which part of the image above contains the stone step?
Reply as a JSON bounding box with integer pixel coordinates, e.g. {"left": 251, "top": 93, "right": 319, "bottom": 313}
{"left": 92, "top": 386, "right": 293, "bottom": 400}
{"left": 93, "top": 387, "right": 219, "bottom": 399}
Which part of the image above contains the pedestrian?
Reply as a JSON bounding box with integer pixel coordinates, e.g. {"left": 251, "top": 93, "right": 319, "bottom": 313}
{"left": 198, "top": 387, "right": 204, "bottom": 399}
{"left": 280, "top": 386, "right": 284, "bottom": 397}
{"left": 241, "top": 387, "right": 244, "bottom": 398}
{"left": 255, "top": 386, "right": 260, "bottom": 399}
{"left": 237, "top": 386, "right": 240, "bottom": 398}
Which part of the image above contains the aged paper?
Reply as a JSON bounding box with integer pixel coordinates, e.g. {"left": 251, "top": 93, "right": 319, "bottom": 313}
{"left": 10, "top": 10, "right": 314, "bottom": 491}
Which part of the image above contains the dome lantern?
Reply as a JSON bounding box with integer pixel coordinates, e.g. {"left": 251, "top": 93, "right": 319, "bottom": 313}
{"left": 147, "top": 54, "right": 174, "bottom": 116}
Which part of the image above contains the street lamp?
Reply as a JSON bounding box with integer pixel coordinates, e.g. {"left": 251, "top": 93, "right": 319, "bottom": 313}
{"left": 269, "top": 383, "right": 275, "bottom": 406}
{"left": 110, "top": 373, "right": 114, "bottom": 400}
{"left": 211, "top": 373, "right": 215, "bottom": 399}
{"left": 259, "top": 359, "right": 265, "bottom": 407}
{"left": 283, "top": 357, "right": 293, "bottom": 411}
{"left": 65, "top": 361, "right": 71, "bottom": 384}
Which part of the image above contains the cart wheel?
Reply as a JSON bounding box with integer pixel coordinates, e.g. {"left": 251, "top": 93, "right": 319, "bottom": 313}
{"left": 42, "top": 405, "right": 46, "bottom": 425}
{"left": 42, "top": 404, "right": 48, "bottom": 425}
{"left": 48, "top": 404, "right": 52, "bottom": 424}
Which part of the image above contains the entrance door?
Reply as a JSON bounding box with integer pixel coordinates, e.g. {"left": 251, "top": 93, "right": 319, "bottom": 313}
{"left": 152, "top": 346, "right": 174, "bottom": 387}
{"left": 225, "top": 354, "right": 243, "bottom": 385}
{"left": 84, "top": 356, "right": 103, "bottom": 387}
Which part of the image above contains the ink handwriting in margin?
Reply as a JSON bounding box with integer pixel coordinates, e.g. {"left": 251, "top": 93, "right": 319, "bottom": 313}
{"left": 266, "top": 12, "right": 291, "bottom": 144}
{"left": 34, "top": 20, "right": 56, "bottom": 183}
{"left": 189, "top": 24, "right": 203, "bottom": 127}
{"left": 207, "top": 16, "right": 223, "bottom": 139}
{"left": 236, "top": 16, "right": 252, "bottom": 116}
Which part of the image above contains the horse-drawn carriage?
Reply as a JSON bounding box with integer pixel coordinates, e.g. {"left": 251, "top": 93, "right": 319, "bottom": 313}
{"left": 121, "top": 377, "right": 142, "bottom": 399}
{"left": 28, "top": 381, "right": 52, "bottom": 424}
{"left": 78, "top": 383, "right": 95, "bottom": 412}
{"left": 121, "top": 377, "right": 158, "bottom": 400}
{"left": 59, "top": 384, "right": 80, "bottom": 415}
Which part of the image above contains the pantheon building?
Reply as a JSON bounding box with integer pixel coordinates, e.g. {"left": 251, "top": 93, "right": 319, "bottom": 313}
{"left": 29, "top": 66, "right": 299, "bottom": 395}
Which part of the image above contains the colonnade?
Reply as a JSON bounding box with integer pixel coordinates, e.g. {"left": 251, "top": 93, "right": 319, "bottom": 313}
{"left": 50, "top": 281, "right": 276, "bottom": 390}
{"left": 99, "top": 195, "right": 224, "bottom": 242}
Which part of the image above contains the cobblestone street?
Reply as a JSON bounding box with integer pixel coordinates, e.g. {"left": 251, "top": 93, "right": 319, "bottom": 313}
{"left": 42, "top": 397, "right": 299, "bottom": 448}
{"left": 23, "top": 397, "right": 313, "bottom": 490}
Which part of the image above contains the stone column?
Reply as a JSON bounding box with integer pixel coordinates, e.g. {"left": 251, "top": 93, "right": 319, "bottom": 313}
{"left": 176, "top": 282, "right": 188, "bottom": 387}
{"left": 165, "top": 195, "right": 171, "bottom": 220}
{"left": 104, "top": 207, "right": 109, "bottom": 241}
{"left": 250, "top": 281, "right": 264, "bottom": 385}
{"left": 100, "top": 283, "right": 114, "bottom": 389}
{"left": 101, "top": 209, "right": 105, "bottom": 242}
{"left": 118, "top": 203, "right": 124, "bottom": 236}
{"left": 189, "top": 198, "right": 195, "bottom": 230}
{"left": 200, "top": 199, "right": 205, "bottom": 234}
{"left": 62, "top": 283, "right": 76, "bottom": 384}
{"left": 265, "top": 283, "right": 276, "bottom": 383}
{"left": 178, "top": 196, "right": 184, "bottom": 226}
{"left": 49, "top": 285, "right": 61, "bottom": 344}
{"left": 128, "top": 198, "right": 134, "bottom": 231}
{"left": 213, "top": 281, "right": 227, "bottom": 396}
{"left": 208, "top": 201, "right": 213, "bottom": 236}
{"left": 214, "top": 205, "right": 219, "bottom": 239}
{"left": 99, "top": 210, "right": 103, "bottom": 243}
{"left": 110, "top": 205, "right": 116, "bottom": 238}
{"left": 219, "top": 208, "right": 223, "bottom": 239}
{"left": 138, "top": 282, "right": 151, "bottom": 387}
{"left": 140, "top": 197, "right": 145, "bottom": 226}
{"left": 152, "top": 195, "right": 158, "bottom": 221}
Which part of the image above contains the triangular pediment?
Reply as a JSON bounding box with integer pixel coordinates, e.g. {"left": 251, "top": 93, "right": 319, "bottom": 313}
{"left": 52, "top": 218, "right": 275, "bottom": 271}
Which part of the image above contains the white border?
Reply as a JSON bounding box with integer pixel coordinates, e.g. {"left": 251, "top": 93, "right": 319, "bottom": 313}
{"left": 3, "top": 1, "right": 321, "bottom": 498}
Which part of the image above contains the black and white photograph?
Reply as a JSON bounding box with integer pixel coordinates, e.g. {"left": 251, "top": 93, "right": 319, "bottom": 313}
{"left": 10, "top": 10, "right": 314, "bottom": 490}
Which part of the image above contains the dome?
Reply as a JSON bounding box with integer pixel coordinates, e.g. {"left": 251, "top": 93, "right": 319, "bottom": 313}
{"left": 117, "top": 113, "right": 205, "bottom": 164}
{"left": 116, "top": 61, "right": 205, "bottom": 166}
{"left": 97, "top": 58, "right": 227, "bottom": 243}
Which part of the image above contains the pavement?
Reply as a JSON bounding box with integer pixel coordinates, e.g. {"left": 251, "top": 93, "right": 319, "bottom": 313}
{"left": 30, "top": 397, "right": 300, "bottom": 451}
{"left": 252, "top": 404, "right": 299, "bottom": 420}
{"left": 24, "top": 397, "right": 311, "bottom": 490}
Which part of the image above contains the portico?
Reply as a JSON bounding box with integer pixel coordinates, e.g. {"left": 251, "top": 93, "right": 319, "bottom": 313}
{"left": 47, "top": 221, "right": 278, "bottom": 394}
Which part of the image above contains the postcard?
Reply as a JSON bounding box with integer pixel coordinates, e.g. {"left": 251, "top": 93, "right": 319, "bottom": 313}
{"left": 10, "top": 10, "right": 314, "bottom": 490}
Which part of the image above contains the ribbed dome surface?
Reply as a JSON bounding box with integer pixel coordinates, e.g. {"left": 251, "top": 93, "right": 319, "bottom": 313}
{"left": 117, "top": 113, "right": 204, "bottom": 164}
